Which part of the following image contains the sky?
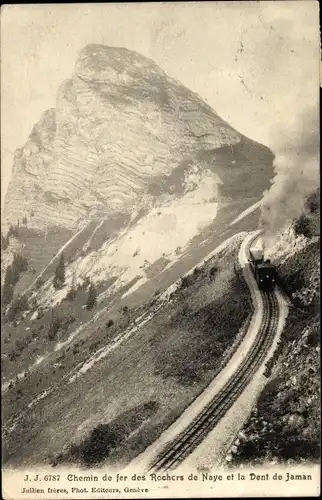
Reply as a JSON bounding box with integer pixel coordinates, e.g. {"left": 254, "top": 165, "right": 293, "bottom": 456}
{"left": 1, "top": 1, "right": 320, "bottom": 208}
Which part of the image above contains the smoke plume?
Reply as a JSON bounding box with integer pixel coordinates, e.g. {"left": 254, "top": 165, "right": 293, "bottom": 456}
{"left": 260, "top": 105, "right": 319, "bottom": 248}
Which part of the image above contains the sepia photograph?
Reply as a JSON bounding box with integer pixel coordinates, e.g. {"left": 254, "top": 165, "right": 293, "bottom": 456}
{"left": 1, "top": 1, "right": 320, "bottom": 498}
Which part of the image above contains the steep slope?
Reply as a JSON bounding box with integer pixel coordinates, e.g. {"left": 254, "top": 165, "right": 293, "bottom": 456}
{"left": 229, "top": 202, "right": 320, "bottom": 466}
{"left": 2, "top": 233, "right": 252, "bottom": 467}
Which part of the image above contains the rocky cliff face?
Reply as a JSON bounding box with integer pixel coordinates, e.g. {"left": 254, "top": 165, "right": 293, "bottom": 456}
{"left": 2, "top": 44, "right": 275, "bottom": 305}
{"left": 3, "top": 44, "right": 273, "bottom": 232}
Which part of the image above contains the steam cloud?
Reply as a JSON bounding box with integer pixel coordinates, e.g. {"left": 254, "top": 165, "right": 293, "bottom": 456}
{"left": 260, "top": 105, "right": 319, "bottom": 247}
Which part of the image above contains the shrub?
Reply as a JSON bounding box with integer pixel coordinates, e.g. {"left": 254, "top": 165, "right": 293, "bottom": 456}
{"left": 305, "top": 189, "right": 320, "bottom": 214}
{"left": 106, "top": 319, "right": 114, "bottom": 328}
{"left": 1, "top": 232, "right": 9, "bottom": 251}
{"left": 30, "top": 297, "right": 38, "bottom": 309}
{"left": 66, "top": 287, "right": 77, "bottom": 301}
{"left": 36, "top": 278, "right": 44, "bottom": 289}
{"left": 64, "top": 314, "right": 75, "bottom": 327}
{"left": 7, "top": 294, "right": 28, "bottom": 322}
{"left": 2, "top": 254, "right": 28, "bottom": 305}
{"left": 307, "top": 323, "right": 320, "bottom": 346}
{"left": 2, "top": 270, "right": 14, "bottom": 305}
{"left": 294, "top": 214, "right": 313, "bottom": 238}
{"left": 180, "top": 276, "right": 190, "bottom": 289}
{"left": 15, "top": 338, "right": 28, "bottom": 352}
{"left": 8, "top": 349, "right": 19, "bottom": 361}
{"left": 78, "top": 424, "right": 118, "bottom": 466}
{"left": 37, "top": 308, "right": 44, "bottom": 319}
{"left": 12, "top": 254, "right": 28, "bottom": 275}
{"left": 210, "top": 265, "right": 218, "bottom": 277}
{"left": 53, "top": 253, "right": 65, "bottom": 290}
{"left": 89, "top": 339, "right": 100, "bottom": 353}
{"left": 48, "top": 311, "right": 61, "bottom": 340}
{"left": 8, "top": 337, "right": 29, "bottom": 360}
{"left": 86, "top": 283, "right": 97, "bottom": 310}
{"left": 80, "top": 277, "right": 91, "bottom": 290}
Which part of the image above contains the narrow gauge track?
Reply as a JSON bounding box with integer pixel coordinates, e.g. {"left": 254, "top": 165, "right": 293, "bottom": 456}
{"left": 149, "top": 268, "right": 279, "bottom": 472}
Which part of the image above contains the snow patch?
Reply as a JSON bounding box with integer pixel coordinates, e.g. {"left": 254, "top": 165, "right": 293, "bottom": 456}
{"left": 27, "top": 388, "right": 53, "bottom": 409}
{"left": 82, "top": 220, "right": 104, "bottom": 252}
{"left": 30, "top": 311, "right": 38, "bottom": 320}
{"left": 35, "top": 168, "right": 221, "bottom": 307}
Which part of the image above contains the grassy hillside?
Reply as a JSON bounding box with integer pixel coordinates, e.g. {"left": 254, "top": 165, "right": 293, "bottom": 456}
{"left": 2, "top": 234, "right": 251, "bottom": 467}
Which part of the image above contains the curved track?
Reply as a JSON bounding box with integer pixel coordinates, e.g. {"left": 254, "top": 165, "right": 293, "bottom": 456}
{"left": 149, "top": 236, "right": 279, "bottom": 472}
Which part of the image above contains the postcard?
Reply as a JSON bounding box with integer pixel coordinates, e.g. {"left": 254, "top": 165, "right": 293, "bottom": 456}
{"left": 1, "top": 2, "right": 320, "bottom": 498}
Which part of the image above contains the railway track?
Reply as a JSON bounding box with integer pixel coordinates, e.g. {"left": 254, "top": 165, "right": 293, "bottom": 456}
{"left": 149, "top": 238, "right": 279, "bottom": 472}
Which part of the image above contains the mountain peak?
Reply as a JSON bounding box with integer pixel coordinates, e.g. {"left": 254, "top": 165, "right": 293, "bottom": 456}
{"left": 74, "top": 44, "right": 166, "bottom": 81}
{"left": 3, "top": 45, "right": 273, "bottom": 234}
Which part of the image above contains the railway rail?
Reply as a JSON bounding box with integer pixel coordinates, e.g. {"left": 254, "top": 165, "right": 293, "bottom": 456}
{"left": 149, "top": 236, "right": 279, "bottom": 472}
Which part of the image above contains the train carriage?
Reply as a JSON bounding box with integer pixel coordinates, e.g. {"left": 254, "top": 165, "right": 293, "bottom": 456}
{"left": 249, "top": 247, "right": 276, "bottom": 291}
{"left": 255, "top": 262, "right": 276, "bottom": 290}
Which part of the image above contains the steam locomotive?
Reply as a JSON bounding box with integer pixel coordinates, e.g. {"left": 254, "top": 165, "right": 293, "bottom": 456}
{"left": 249, "top": 247, "right": 276, "bottom": 291}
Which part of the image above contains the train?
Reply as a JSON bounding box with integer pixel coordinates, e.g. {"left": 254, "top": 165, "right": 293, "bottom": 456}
{"left": 249, "top": 247, "right": 276, "bottom": 291}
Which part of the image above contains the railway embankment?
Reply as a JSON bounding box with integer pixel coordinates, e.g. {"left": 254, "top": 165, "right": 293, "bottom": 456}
{"left": 174, "top": 231, "right": 287, "bottom": 471}
{"left": 126, "top": 231, "right": 286, "bottom": 472}
{"left": 230, "top": 222, "right": 320, "bottom": 466}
